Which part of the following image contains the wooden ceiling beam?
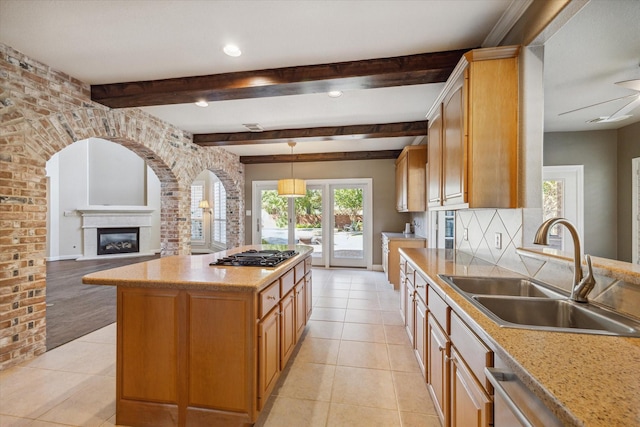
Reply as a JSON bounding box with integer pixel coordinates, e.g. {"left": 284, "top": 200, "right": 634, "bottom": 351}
{"left": 91, "top": 49, "right": 470, "bottom": 108}
{"left": 240, "top": 150, "right": 403, "bottom": 164}
{"left": 194, "top": 121, "right": 426, "bottom": 146}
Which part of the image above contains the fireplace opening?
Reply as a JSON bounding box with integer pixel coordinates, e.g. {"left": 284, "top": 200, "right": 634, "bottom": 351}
{"left": 97, "top": 227, "right": 140, "bottom": 256}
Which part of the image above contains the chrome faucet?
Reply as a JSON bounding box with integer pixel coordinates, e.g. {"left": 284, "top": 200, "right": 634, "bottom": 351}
{"left": 533, "top": 218, "right": 596, "bottom": 303}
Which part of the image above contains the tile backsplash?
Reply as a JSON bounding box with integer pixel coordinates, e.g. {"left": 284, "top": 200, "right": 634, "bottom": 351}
{"left": 454, "top": 208, "right": 640, "bottom": 320}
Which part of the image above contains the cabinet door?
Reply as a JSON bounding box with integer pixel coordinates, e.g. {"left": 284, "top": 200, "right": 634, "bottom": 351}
{"left": 399, "top": 267, "right": 407, "bottom": 324}
{"left": 415, "top": 297, "right": 427, "bottom": 379}
{"left": 427, "top": 314, "right": 450, "bottom": 427}
{"left": 258, "top": 308, "right": 280, "bottom": 408}
{"left": 404, "top": 282, "right": 415, "bottom": 344}
{"left": 395, "top": 154, "right": 408, "bottom": 211}
{"left": 450, "top": 347, "right": 492, "bottom": 427}
{"left": 295, "top": 281, "right": 306, "bottom": 341}
{"left": 280, "top": 290, "right": 296, "bottom": 368}
{"left": 305, "top": 274, "right": 313, "bottom": 322}
{"left": 443, "top": 73, "right": 467, "bottom": 206}
{"left": 427, "top": 107, "right": 443, "bottom": 207}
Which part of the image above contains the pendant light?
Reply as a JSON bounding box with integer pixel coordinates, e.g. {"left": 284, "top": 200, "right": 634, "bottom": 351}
{"left": 277, "top": 141, "right": 306, "bottom": 197}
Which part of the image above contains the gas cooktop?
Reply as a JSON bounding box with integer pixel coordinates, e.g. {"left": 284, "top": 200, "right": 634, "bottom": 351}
{"left": 210, "top": 249, "right": 298, "bottom": 267}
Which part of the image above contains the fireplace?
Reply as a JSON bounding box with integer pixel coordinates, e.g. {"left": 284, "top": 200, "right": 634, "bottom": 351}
{"left": 97, "top": 227, "right": 140, "bottom": 256}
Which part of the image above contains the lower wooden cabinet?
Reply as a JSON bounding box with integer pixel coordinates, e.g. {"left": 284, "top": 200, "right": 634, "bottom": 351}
{"left": 450, "top": 347, "right": 492, "bottom": 427}
{"left": 258, "top": 306, "right": 280, "bottom": 407}
{"left": 295, "top": 280, "right": 306, "bottom": 341}
{"left": 280, "top": 289, "right": 296, "bottom": 369}
{"left": 414, "top": 297, "right": 427, "bottom": 378}
{"left": 427, "top": 313, "right": 450, "bottom": 427}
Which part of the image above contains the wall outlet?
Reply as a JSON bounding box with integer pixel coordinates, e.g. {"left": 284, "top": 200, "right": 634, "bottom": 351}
{"left": 463, "top": 228, "right": 468, "bottom": 241}
{"left": 494, "top": 232, "right": 502, "bottom": 249}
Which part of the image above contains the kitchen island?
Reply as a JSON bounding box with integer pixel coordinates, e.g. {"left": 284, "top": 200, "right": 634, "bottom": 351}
{"left": 399, "top": 247, "right": 640, "bottom": 427}
{"left": 82, "top": 245, "right": 313, "bottom": 427}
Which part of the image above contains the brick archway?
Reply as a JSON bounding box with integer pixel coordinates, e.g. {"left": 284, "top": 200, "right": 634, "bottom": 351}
{"left": 1, "top": 66, "right": 244, "bottom": 370}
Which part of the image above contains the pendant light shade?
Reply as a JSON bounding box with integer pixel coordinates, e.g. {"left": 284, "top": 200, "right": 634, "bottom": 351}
{"left": 277, "top": 178, "right": 306, "bottom": 197}
{"left": 277, "top": 142, "right": 307, "bottom": 197}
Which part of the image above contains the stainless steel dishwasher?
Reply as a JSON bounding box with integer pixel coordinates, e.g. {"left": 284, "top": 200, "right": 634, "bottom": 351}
{"left": 485, "top": 368, "right": 564, "bottom": 427}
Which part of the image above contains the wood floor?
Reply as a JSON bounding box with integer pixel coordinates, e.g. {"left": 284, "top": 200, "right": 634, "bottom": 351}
{"left": 45, "top": 255, "right": 159, "bottom": 350}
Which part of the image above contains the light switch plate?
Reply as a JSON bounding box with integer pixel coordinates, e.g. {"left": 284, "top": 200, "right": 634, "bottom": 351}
{"left": 463, "top": 228, "right": 469, "bottom": 241}
{"left": 495, "top": 232, "right": 502, "bottom": 249}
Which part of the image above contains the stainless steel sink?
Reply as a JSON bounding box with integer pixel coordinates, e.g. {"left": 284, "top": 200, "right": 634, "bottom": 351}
{"left": 438, "top": 275, "right": 640, "bottom": 337}
{"left": 439, "top": 275, "right": 566, "bottom": 298}
{"left": 471, "top": 296, "right": 640, "bottom": 337}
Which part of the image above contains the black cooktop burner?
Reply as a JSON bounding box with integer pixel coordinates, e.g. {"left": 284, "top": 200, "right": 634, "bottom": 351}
{"left": 210, "top": 249, "right": 298, "bottom": 267}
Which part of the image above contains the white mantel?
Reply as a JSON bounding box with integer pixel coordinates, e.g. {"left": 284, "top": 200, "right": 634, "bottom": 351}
{"left": 77, "top": 206, "right": 155, "bottom": 260}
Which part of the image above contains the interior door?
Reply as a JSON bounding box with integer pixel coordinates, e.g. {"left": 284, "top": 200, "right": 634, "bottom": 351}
{"left": 542, "top": 166, "right": 584, "bottom": 254}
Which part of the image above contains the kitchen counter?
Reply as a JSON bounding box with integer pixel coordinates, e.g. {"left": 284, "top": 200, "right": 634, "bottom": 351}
{"left": 83, "top": 244, "right": 313, "bottom": 292}
{"left": 381, "top": 231, "right": 426, "bottom": 240}
{"left": 399, "top": 248, "right": 640, "bottom": 427}
{"left": 82, "top": 244, "right": 313, "bottom": 427}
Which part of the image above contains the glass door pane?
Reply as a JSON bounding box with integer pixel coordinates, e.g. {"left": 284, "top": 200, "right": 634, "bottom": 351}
{"left": 294, "top": 186, "right": 324, "bottom": 264}
{"left": 331, "top": 185, "right": 365, "bottom": 267}
{"left": 258, "top": 188, "right": 289, "bottom": 245}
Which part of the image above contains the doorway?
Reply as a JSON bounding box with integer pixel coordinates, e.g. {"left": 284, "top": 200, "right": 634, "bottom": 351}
{"left": 252, "top": 179, "right": 372, "bottom": 269}
{"left": 542, "top": 165, "right": 584, "bottom": 254}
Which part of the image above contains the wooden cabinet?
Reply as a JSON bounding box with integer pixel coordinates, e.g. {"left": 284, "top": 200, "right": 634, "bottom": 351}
{"left": 258, "top": 305, "right": 280, "bottom": 406}
{"left": 382, "top": 233, "right": 425, "bottom": 289}
{"left": 427, "top": 313, "right": 450, "bottom": 427}
{"left": 415, "top": 296, "right": 427, "bottom": 378}
{"left": 426, "top": 45, "right": 520, "bottom": 210}
{"left": 294, "top": 280, "right": 306, "bottom": 341}
{"left": 280, "top": 289, "right": 296, "bottom": 368}
{"left": 427, "top": 105, "right": 443, "bottom": 207}
{"left": 400, "top": 253, "right": 495, "bottom": 427}
{"left": 450, "top": 347, "right": 492, "bottom": 427}
{"left": 395, "top": 145, "right": 427, "bottom": 212}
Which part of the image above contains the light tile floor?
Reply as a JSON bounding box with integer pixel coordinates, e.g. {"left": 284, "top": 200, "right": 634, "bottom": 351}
{"left": 0, "top": 268, "right": 440, "bottom": 427}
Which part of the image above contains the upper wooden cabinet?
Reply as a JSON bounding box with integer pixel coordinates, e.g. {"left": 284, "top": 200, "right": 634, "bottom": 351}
{"left": 426, "top": 45, "right": 520, "bottom": 210}
{"left": 395, "top": 145, "right": 427, "bottom": 212}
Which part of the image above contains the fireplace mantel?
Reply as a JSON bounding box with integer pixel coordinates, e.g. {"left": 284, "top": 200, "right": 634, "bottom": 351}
{"left": 77, "top": 206, "right": 156, "bottom": 260}
{"left": 77, "top": 205, "right": 155, "bottom": 215}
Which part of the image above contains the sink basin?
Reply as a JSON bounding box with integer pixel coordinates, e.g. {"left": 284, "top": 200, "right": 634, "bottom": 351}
{"left": 439, "top": 275, "right": 566, "bottom": 298}
{"left": 472, "top": 296, "right": 640, "bottom": 337}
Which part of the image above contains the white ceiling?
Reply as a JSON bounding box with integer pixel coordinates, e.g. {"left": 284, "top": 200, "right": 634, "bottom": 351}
{"left": 1, "top": 0, "right": 638, "bottom": 157}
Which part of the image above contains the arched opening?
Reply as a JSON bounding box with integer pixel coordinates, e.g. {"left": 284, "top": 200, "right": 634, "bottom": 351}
{"left": 44, "top": 137, "right": 163, "bottom": 349}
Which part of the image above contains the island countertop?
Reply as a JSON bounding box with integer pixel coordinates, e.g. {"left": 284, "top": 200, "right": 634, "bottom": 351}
{"left": 399, "top": 247, "right": 640, "bottom": 427}
{"left": 82, "top": 244, "right": 313, "bottom": 292}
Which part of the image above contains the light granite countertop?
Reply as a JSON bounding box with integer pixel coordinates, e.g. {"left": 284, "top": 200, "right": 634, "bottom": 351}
{"left": 82, "top": 245, "right": 313, "bottom": 292}
{"left": 399, "top": 247, "right": 640, "bottom": 427}
{"left": 381, "top": 232, "right": 426, "bottom": 240}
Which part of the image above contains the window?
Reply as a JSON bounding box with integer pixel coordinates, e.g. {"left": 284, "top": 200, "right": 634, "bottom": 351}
{"left": 191, "top": 182, "right": 205, "bottom": 242}
{"left": 212, "top": 181, "right": 226, "bottom": 246}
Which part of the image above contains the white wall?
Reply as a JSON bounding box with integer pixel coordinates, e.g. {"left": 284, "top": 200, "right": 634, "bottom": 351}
{"left": 46, "top": 138, "right": 161, "bottom": 260}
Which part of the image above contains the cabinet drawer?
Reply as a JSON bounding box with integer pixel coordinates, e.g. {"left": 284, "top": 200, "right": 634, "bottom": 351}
{"left": 406, "top": 262, "right": 416, "bottom": 285}
{"left": 428, "top": 286, "right": 450, "bottom": 332}
{"left": 451, "top": 312, "right": 493, "bottom": 391}
{"left": 281, "top": 268, "right": 295, "bottom": 296}
{"left": 294, "top": 261, "right": 305, "bottom": 283}
{"left": 415, "top": 272, "right": 428, "bottom": 304}
{"left": 259, "top": 281, "right": 280, "bottom": 319}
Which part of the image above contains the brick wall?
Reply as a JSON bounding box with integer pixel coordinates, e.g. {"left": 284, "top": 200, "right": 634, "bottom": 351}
{"left": 0, "top": 43, "right": 245, "bottom": 370}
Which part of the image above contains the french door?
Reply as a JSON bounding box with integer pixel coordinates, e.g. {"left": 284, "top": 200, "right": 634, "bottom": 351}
{"left": 253, "top": 179, "right": 372, "bottom": 268}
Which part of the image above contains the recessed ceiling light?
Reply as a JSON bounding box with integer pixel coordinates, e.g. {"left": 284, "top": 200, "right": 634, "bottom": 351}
{"left": 195, "top": 100, "right": 209, "bottom": 107}
{"left": 328, "top": 90, "right": 343, "bottom": 98}
{"left": 223, "top": 44, "right": 242, "bottom": 57}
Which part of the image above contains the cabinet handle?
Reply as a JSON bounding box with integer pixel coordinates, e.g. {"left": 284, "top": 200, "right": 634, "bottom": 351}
{"left": 438, "top": 345, "right": 446, "bottom": 352}
{"left": 267, "top": 296, "right": 276, "bottom": 300}
{"left": 416, "top": 284, "right": 424, "bottom": 288}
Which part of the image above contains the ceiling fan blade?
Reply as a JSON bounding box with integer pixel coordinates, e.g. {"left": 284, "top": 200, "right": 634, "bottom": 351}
{"left": 608, "top": 93, "right": 640, "bottom": 120}
{"left": 558, "top": 93, "right": 637, "bottom": 116}
{"left": 615, "top": 79, "right": 640, "bottom": 92}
